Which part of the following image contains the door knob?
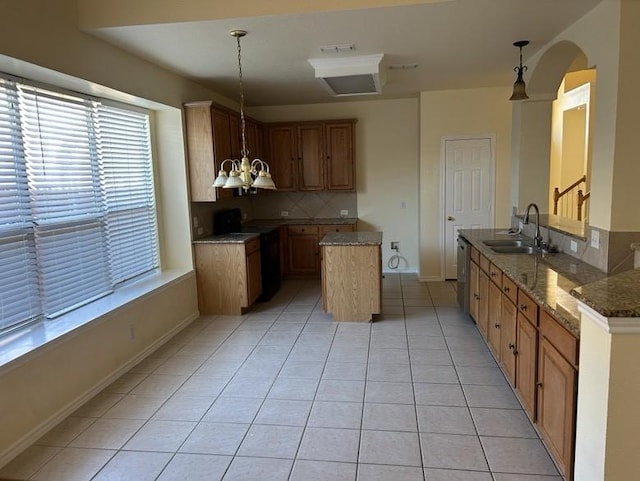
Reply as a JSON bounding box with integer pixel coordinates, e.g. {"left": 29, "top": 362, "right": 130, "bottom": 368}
{"left": 447, "top": 216, "right": 455, "bottom": 221}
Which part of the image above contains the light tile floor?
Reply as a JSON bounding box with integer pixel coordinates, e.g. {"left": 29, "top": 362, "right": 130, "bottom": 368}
{"left": 0, "top": 274, "right": 563, "bottom": 481}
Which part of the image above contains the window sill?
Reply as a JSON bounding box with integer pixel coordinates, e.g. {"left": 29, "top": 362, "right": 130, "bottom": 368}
{"left": 0, "top": 268, "right": 194, "bottom": 372}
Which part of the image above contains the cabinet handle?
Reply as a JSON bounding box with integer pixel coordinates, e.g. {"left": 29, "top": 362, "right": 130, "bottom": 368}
{"left": 519, "top": 304, "right": 527, "bottom": 311}
{"left": 537, "top": 382, "right": 543, "bottom": 388}
{"left": 508, "top": 343, "right": 515, "bottom": 349}
{"left": 474, "top": 294, "right": 480, "bottom": 300}
{"left": 490, "top": 272, "right": 496, "bottom": 277}
{"left": 503, "top": 286, "right": 510, "bottom": 293}
{"left": 494, "top": 323, "right": 500, "bottom": 329}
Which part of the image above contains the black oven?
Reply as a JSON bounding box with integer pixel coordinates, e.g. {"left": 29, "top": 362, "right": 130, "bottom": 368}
{"left": 214, "top": 208, "right": 281, "bottom": 301}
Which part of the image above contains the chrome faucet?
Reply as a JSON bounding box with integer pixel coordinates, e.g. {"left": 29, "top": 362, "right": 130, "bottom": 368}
{"left": 523, "top": 203, "right": 544, "bottom": 248}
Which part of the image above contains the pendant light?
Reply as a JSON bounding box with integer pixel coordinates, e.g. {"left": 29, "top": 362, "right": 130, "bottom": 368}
{"left": 213, "top": 30, "right": 276, "bottom": 190}
{"left": 509, "top": 40, "right": 530, "bottom": 101}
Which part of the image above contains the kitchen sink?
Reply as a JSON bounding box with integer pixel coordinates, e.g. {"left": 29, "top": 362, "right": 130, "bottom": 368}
{"left": 483, "top": 239, "right": 531, "bottom": 247}
{"left": 491, "top": 246, "right": 540, "bottom": 255}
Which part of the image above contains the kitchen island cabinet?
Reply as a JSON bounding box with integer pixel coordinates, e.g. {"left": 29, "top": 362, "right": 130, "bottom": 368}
{"left": 320, "top": 232, "right": 382, "bottom": 322}
{"left": 193, "top": 236, "right": 261, "bottom": 315}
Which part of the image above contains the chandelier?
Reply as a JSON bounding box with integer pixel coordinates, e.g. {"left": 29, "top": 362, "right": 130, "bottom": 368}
{"left": 509, "top": 40, "right": 530, "bottom": 101}
{"left": 213, "top": 30, "right": 276, "bottom": 190}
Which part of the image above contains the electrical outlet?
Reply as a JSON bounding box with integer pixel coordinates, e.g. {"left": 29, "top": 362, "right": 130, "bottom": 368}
{"left": 340, "top": 209, "right": 349, "bottom": 216}
{"left": 281, "top": 211, "right": 289, "bottom": 217}
{"left": 192, "top": 216, "right": 199, "bottom": 228}
{"left": 570, "top": 240, "right": 578, "bottom": 252}
{"left": 391, "top": 241, "right": 399, "bottom": 250}
{"left": 591, "top": 229, "right": 600, "bottom": 249}
{"left": 197, "top": 227, "right": 203, "bottom": 236}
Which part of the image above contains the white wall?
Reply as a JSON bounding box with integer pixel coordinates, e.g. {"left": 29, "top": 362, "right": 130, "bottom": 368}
{"left": 250, "top": 98, "right": 420, "bottom": 273}
{"left": 419, "top": 87, "right": 513, "bottom": 279}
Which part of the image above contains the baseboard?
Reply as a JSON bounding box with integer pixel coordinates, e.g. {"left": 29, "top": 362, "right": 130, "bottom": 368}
{"left": 0, "top": 310, "right": 199, "bottom": 470}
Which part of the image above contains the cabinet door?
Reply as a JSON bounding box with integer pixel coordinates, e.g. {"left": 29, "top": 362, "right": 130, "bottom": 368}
{"left": 286, "top": 226, "right": 319, "bottom": 276}
{"left": 487, "top": 280, "right": 502, "bottom": 357}
{"left": 325, "top": 121, "right": 355, "bottom": 191}
{"left": 229, "top": 113, "right": 241, "bottom": 159}
{"left": 246, "top": 248, "right": 262, "bottom": 305}
{"left": 469, "top": 260, "right": 480, "bottom": 322}
{"left": 268, "top": 125, "right": 297, "bottom": 191}
{"left": 297, "top": 124, "right": 325, "bottom": 191}
{"left": 184, "top": 104, "right": 217, "bottom": 201}
{"left": 211, "top": 109, "right": 234, "bottom": 199}
{"left": 477, "top": 270, "right": 489, "bottom": 339}
{"left": 537, "top": 337, "right": 576, "bottom": 479}
{"left": 318, "top": 224, "right": 355, "bottom": 238}
{"left": 245, "top": 119, "right": 264, "bottom": 161}
{"left": 516, "top": 313, "right": 538, "bottom": 420}
{"left": 499, "top": 296, "right": 517, "bottom": 385}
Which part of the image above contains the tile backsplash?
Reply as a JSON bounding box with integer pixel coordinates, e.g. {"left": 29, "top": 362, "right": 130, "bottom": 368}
{"left": 251, "top": 192, "right": 357, "bottom": 219}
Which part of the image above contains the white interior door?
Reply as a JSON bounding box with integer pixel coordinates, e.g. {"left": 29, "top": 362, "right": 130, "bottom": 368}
{"left": 444, "top": 136, "right": 494, "bottom": 279}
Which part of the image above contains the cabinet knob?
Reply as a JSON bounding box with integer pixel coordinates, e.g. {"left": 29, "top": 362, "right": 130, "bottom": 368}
{"left": 537, "top": 382, "right": 543, "bottom": 388}
{"left": 474, "top": 294, "right": 480, "bottom": 300}
{"left": 503, "top": 286, "right": 510, "bottom": 293}
{"left": 508, "top": 343, "right": 515, "bottom": 349}
{"left": 490, "top": 272, "right": 496, "bottom": 277}
{"left": 519, "top": 304, "right": 527, "bottom": 311}
{"left": 494, "top": 323, "right": 500, "bottom": 329}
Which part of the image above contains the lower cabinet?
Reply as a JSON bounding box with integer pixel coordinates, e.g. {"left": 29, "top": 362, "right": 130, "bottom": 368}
{"left": 466, "top": 249, "right": 578, "bottom": 480}
{"left": 194, "top": 238, "right": 261, "bottom": 315}
{"left": 282, "top": 223, "right": 355, "bottom": 278}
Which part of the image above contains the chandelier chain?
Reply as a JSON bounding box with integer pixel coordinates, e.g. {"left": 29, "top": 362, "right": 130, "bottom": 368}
{"left": 236, "top": 34, "right": 248, "bottom": 158}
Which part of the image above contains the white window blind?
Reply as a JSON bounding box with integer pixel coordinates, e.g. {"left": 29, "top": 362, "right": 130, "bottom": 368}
{"left": 0, "top": 75, "right": 159, "bottom": 333}
{"left": 0, "top": 79, "right": 40, "bottom": 330}
{"left": 98, "top": 104, "right": 158, "bottom": 286}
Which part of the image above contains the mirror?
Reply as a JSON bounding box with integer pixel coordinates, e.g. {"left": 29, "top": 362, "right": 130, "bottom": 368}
{"left": 547, "top": 69, "right": 596, "bottom": 239}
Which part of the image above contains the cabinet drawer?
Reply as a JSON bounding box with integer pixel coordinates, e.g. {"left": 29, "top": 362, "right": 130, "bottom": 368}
{"left": 488, "top": 262, "right": 503, "bottom": 286}
{"left": 501, "top": 276, "right": 517, "bottom": 305}
{"left": 517, "top": 289, "right": 539, "bottom": 325}
{"left": 470, "top": 246, "right": 480, "bottom": 264}
{"left": 319, "top": 224, "right": 355, "bottom": 236}
{"left": 540, "top": 310, "right": 578, "bottom": 367}
{"left": 245, "top": 237, "right": 260, "bottom": 255}
{"left": 479, "top": 254, "right": 491, "bottom": 274}
{"left": 287, "top": 225, "right": 318, "bottom": 235}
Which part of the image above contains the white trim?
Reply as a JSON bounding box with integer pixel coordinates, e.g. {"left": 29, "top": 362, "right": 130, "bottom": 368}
{"left": 577, "top": 301, "right": 640, "bottom": 334}
{"left": 0, "top": 309, "right": 199, "bottom": 469}
{"left": 440, "top": 134, "right": 496, "bottom": 280}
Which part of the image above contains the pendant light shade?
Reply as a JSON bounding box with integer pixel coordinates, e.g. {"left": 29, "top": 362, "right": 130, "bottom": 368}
{"left": 211, "top": 30, "right": 277, "bottom": 191}
{"left": 510, "top": 40, "right": 530, "bottom": 101}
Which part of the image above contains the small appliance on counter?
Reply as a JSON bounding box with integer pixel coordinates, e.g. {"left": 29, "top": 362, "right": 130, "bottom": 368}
{"left": 213, "top": 208, "right": 281, "bottom": 301}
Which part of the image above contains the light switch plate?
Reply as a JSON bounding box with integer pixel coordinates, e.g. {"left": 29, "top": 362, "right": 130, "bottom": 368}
{"left": 340, "top": 209, "right": 349, "bottom": 216}
{"left": 591, "top": 229, "right": 600, "bottom": 249}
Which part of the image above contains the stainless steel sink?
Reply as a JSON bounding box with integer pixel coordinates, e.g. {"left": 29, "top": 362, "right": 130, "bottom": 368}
{"left": 482, "top": 239, "right": 530, "bottom": 247}
{"left": 491, "top": 246, "right": 540, "bottom": 255}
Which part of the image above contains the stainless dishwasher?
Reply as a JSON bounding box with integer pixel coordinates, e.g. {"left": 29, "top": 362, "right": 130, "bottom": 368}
{"left": 457, "top": 235, "right": 470, "bottom": 315}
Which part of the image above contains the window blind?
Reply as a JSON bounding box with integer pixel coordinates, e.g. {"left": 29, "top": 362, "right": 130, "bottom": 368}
{"left": 0, "top": 79, "right": 40, "bottom": 330}
{"left": 98, "top": 104, "right": 158, "bottom": 286}
{"left": 0, "top": 75, "right": 159, "bottom": 333}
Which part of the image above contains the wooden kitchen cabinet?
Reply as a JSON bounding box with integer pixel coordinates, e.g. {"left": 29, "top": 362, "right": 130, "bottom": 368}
{"left": 267, "top": 125, "right": 297, "bottom": 191}
{"left": 516, "top": 312, "right": 538, "bottom": 419}
{"left": 477, "top": 270, "right": 489, "bottom": 339}
{"left": 282, "top": 223, "right": 355, "bottom": 278}
{"left": 500, "top": 294, "right": 517, "bottom": 385}
{"left": 537, "top": 310, "right": 578, "bottom": 480}
{"left": 194, "top": 238, "right": 262, "bottom": 315}
{"left": 185, "top": 102, "right": 264, "bottom": 201}
{"left": 469, "top": 255, "right": 479, "bottom": 323}
{"left": 267, "top": 119, "right": 356, "bottom": 192}
{"left": 325, "top": 121, "right": 355, "bottom": 190}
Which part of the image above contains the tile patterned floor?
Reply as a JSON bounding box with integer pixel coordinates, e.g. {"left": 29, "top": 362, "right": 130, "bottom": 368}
{"left": 0, "top": 274, "right": 563, "bottom": 481}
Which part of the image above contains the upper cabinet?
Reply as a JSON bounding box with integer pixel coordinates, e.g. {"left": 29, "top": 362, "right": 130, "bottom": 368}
{"left": 267, "top": 119, "right": 356, "bottom": 192}
{"left": 184, "top": 101, "right": 264, "bottom": 201}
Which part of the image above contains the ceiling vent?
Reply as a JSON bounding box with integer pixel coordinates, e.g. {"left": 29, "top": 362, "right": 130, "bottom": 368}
{"left": 308, "top": 54, "right": 386, "bottom": 97}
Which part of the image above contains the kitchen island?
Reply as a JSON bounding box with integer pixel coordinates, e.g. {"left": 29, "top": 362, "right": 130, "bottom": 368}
{"left": 319, "top": 232, "right": 382, "bottom": 322}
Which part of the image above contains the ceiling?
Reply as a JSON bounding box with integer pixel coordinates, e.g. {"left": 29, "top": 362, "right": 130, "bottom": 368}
{"left": 86, "top": 0, "right": 601, "bottom": 106}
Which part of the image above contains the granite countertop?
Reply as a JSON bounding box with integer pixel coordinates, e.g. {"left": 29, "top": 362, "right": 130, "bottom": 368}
{"left": 192, "top": 233, "right": 260, "bottom": 244}
{"left": 571, "top": 268, "right": 640, "bottom": 317}
{"left": 459, "top": 229, "right": 608, "bottom": 336}
{"left": 319, "top": 232, "right": 383, "bottom": 246}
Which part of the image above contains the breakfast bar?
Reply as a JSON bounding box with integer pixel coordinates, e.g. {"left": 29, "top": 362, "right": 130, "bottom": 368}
{"left": 319, "top": 232, "right": 383, "bottom": 322}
